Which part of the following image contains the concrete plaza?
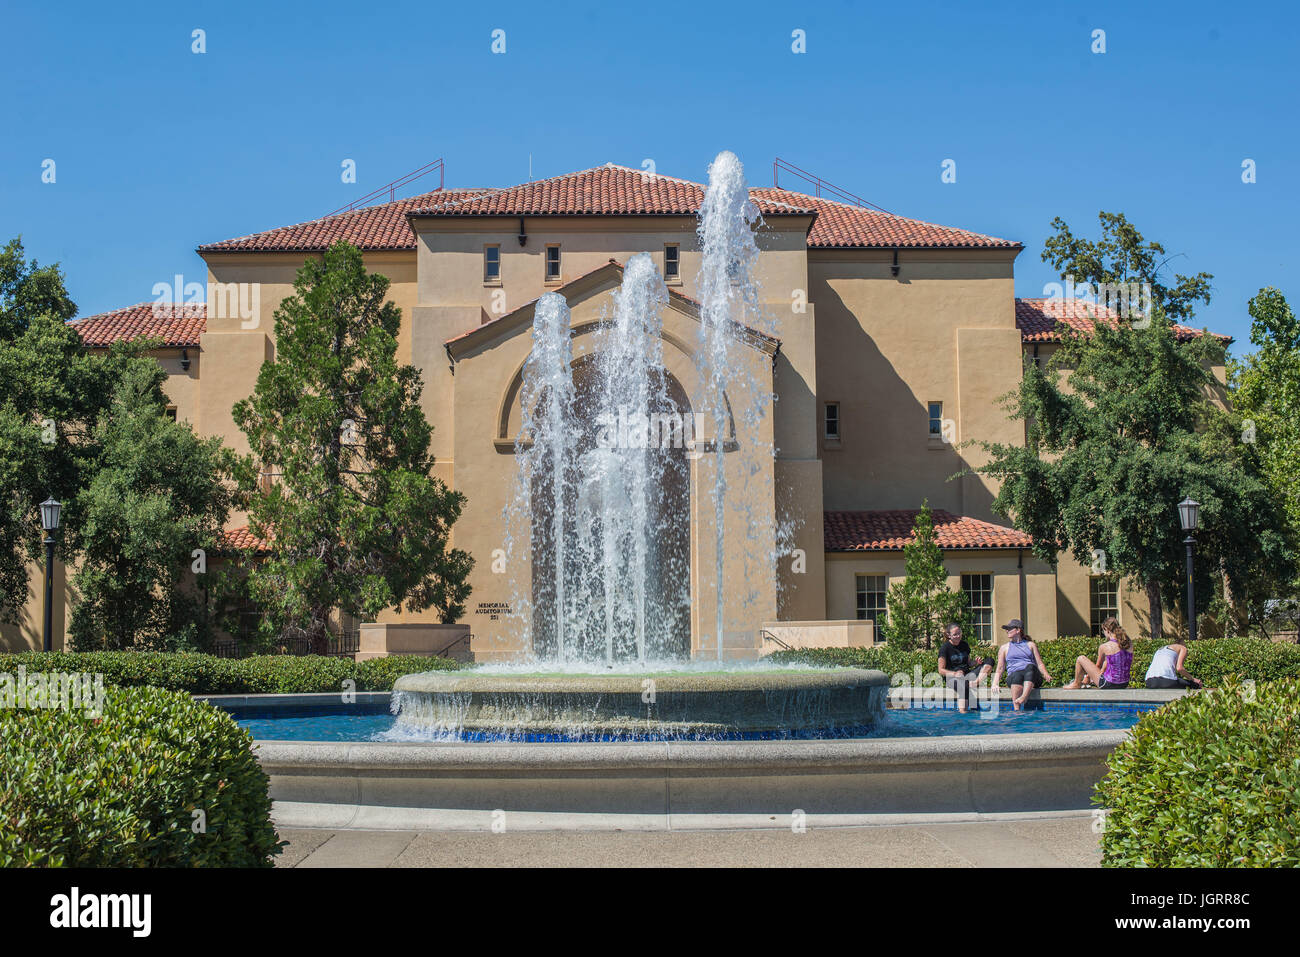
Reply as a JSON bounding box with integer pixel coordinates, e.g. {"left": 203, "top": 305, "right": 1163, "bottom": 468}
{"left": 275, "top": 815, "right": 1102, "bottom": 868}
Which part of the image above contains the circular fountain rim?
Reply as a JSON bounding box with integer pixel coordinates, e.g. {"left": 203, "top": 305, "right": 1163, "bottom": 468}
{"left": 392, "top": 668, "right": 887, "bottom": 695}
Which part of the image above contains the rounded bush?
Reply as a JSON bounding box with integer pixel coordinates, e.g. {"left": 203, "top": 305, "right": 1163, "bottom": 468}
{"left": 0, "top": 685, "right": 281, "bottom": 867}
{"left": 1095, "top": 677, "right": 1300, "bottom": 866}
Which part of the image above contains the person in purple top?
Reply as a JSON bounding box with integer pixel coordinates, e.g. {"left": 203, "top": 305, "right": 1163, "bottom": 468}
{"left": 992, "top": 619, "right": 1053, "bottom": 711}
{"left": 1061, "top": 617, "right": 1133, "bottom": 690}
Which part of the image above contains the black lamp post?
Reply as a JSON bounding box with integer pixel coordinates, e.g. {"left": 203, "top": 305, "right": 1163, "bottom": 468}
{"left": 1178, "top": 497, "right": 1200, "bottom": 643}
{"left": 39, "top": 497, "right": 61, "bottom": 652}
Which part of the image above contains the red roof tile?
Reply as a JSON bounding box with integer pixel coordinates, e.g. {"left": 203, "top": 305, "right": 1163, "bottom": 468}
{"left": 824, "top": 509, "right": 1032, "bottom": 551}
{"left": 220, "top": 525, "right": 270, "bottom": 552}
{"left": 69, "top": 303, "right": 206, "bottom": 348}
{"left": 198, "top": 164, "right": 1018, "bottom": 253}
{"left": 197, "top": 188, "right": 491, "bottom": 253}
{"left": 752, "top": 187, "right": 1021, "bottom": 249}
{"left": 1015, "top": 297, "right": 1231, "bottom": 344}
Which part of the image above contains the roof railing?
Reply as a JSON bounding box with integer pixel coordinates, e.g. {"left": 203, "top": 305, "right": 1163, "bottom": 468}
{"left": 325, "top": 159, "right": 445, "bottom": 217}
{"left": 772, "top": 158, "right": 892, "bottom": 215}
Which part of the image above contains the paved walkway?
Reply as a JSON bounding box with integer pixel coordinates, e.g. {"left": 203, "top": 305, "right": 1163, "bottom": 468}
{"left": 275, "top": 817, "right": 1101, "bottom": 868}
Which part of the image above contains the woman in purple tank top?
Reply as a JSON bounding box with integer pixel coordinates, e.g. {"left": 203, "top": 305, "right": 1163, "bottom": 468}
{"left": 1062, "top": 617, "right": 1132, "bottom": 690}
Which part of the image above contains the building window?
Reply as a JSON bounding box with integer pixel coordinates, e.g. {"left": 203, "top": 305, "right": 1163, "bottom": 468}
{"left": 545, "top": 245, "right": 561, "bottom": 281}
{"left": 484, "top": 245, "right": 500, "bottom": 281}
{"left": 664, "top": 244, "right": 679, "bottom": 280}
{"left": 165, "top": 406, "right": 178, "bottom": 422}
{"left": 856, "top": 575, "right": 887, "bottom": 629}
{"left": 928, "top": 401, "right": 944, "bottom": 438}
{"left": 824, "top": 402, "right": 840, "bottom": 440}
{"left": 961, "top": 573, "right": 993, "bottom": 643}
{"left": 1090, "top": 577, "right": 1119, "bottom": 637}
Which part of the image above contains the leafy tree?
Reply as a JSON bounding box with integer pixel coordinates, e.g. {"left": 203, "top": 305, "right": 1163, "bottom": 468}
{"left": 233, "top": 242, "right": 473, "bottom": 651}
{"left": 978, "top": 311, "right": 1291, "bottom": 637}
{"left": 1229, "top": 288, "right": 1300, "bottom": 578}
{"left": 0, "top": 236, "right": 77, "bottom": 339}
{"left": 1041, "top": 211, "right": 1212, "bottom": 322}
{"left": 69, "top": 359, "right": 238, "bottom": 651}
{"left": 884, "top": 502, "right": 970, "bottom": 649}
{"left": 0, "top": 238, "right": 120, "bottom": 621}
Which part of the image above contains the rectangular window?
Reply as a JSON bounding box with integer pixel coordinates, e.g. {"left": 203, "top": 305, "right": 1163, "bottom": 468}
{"left": 664, "top": 244, "right": 679, "bottom": 280}
{"left": 928, "top": 401, "right": 944, "bottom": 438}
{"left": 545, "top": 245, "right": 561, "bottom": 281}
{"left": 824, "top": 402, "right": 840, "bottom": 440}
{"left": 855, "top": 575, "right": 888, "bottom": 628}
{"left": 961, "top": 573, "right": 993, "bottom": 643}
{"left": 165, "top": 406, "right": 178, "bottom": 422}
{"left": 484, "top": 245, "right": 500, "bottom": 281}
{"left": 1090, "top": 577, "right": 1119, "bottom": 637}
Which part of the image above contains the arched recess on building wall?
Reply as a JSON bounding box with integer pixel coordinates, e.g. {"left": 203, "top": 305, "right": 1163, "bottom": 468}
{"left": 492, "top": 320, "right": 737, "bottom": 452}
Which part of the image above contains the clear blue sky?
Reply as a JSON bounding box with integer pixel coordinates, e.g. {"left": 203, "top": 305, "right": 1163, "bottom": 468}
{"left": 3, "top": 0, "right": 1296, "bottom": 354}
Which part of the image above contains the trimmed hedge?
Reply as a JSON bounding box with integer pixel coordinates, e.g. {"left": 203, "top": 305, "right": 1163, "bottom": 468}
{"left": 1095, "top": 677, "right": 1300, "bottom": 866}
{"left": 0, "top": 651, "right": 460, "bottom": 695}
{"left": 766, "top": 636, "right": 1300, "bottom": 685}
{"left": 0, "top": 685, "right": 281, "bottom": 867}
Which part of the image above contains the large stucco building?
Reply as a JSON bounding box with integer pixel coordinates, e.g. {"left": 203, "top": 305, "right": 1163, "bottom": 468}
{"left": 1, "top": 162, "right": 1228, "bottom": 656}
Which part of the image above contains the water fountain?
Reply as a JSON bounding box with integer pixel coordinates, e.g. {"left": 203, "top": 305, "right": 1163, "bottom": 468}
{"left": 393, "top": 151, "right": 887, "bottom": 739}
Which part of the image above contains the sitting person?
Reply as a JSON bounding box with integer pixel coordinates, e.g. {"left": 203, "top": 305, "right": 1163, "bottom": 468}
{"left": 1061, "top": 617, "right": 1133, "bottom": 690}
{"left": 1144, "top": 637, "right": 1204, "bottom": 690}
{"left": 936, "top": 622, "right": 993, "bottom": 713}
{"left": 992, "top": 619, "right": 1053, "bottom": 711}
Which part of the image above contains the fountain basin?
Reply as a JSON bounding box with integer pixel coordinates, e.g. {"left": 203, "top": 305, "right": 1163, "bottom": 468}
{"left": 390, "top": 668, "right": 889, "bottom": 739}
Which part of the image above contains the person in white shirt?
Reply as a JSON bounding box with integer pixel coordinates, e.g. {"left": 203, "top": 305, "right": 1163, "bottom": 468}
{"left": 1143, "top": 637, "right": 1203, "bottom": 690}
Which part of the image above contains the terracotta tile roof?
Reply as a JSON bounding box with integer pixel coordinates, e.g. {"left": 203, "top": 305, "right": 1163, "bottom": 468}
{"left": 824, "top": 509, "right": 1032, "bottom": 551}
{"left": 69, "top": 303, "right": 207, "bottom": 348}
{"left": 199, "top": 163, "right": 1017, "bottom": 253}
{"left": 197, "top": 188, "right": 491, "bottom": 253}
{"left": 219, "top": 525, "right": 270, "bottom": 552}
{"left": 751, "top": 187, "right": 1021, "bottom": 249}
{"left": 410, "top": 164, "right": 812, "bottom": 218}
{"left": 1015, "top": 298, "right": 1231, "bottom": 344}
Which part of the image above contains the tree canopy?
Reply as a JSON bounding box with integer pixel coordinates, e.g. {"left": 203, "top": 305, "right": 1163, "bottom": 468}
{"left": 884, "top": 502, "right": 970, "bottom": 649}
{"left": 233, "top": 241, "right": 472, "bottom": 650}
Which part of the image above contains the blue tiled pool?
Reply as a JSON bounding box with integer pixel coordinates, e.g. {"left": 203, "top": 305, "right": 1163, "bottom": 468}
{"left": 226, "top": 700, "right": 1161, "bottom": 742}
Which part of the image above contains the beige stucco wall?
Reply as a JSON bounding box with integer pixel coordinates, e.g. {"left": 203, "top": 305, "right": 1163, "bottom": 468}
{"left": 811, "top": 249, "right": 1022, "bottom": 522}
{"left": 823, "top": 548, "right": 1057, "bottom": 647}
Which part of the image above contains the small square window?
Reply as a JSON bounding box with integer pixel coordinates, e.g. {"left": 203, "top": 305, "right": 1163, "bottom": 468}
{"left": 856, "top": 575, "right": 888, "bottom": 628}
{"left": 961, "top": 573, "right": 993, "bottom": 643}
{"left": 484, "top": 245, "right": 500, "bottom": 281}
{"left": 1090, "top": 577, "right": 1119, "bottom": 637}
{"left": 824, "top": 402, "right": 840, "bottom": 440}
{"left": 928, "top": 401, "right": 944, "bottom": 437}
{"left": 545, "top": 245, "right": 561, "bottom": 281}
{"left": 165, "top": 407, "right": 178, "bottom": 422}
{"left": 664, "top": 244, "right": 679, "bottom": 280}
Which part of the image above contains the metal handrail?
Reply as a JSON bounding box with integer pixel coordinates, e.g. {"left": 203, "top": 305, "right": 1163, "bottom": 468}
{"left": 772, "top": 157, "right": 893, "bottom": 215}
{"left": 760, "top": 629, "right": 792, "bottom": 651}
{"left": 325, "top": 159, "right": 445, "bottom": 216}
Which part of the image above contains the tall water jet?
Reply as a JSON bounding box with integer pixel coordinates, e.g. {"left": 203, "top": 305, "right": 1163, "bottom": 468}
{"left": 590, "top": 252, "right": 671, "bottom": 664}
{"left": 516, "top": 292, "right": 577, "bottom": 661}
{"left": 696, "top": 150, "right": 764, "bottom": 660}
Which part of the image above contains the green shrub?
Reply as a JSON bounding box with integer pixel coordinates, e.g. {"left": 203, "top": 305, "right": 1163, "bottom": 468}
{"left": 0, "top": 650, "right": 462, "bottom": 695}
{"left": 1095, "top": 677, "right": 1300, "bottom": 866}
{"left": 0, "top": 685, "right": 281, "bottom": 867}
{"left": 767, "top": 636, "right": 1300, "bottom": 686}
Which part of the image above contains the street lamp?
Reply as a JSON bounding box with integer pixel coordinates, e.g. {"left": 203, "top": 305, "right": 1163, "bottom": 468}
{"left": 39, "top": 498, "right": 61, "bottom": 652}
{"left": 1178, "top": 497, "right": 1200, "bottom": 643}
